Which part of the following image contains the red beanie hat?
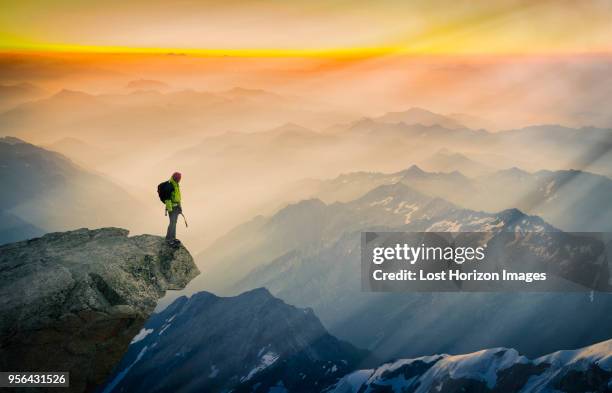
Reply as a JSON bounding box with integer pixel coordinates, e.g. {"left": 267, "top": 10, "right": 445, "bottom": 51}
{"left": 172, "top": 172, "right": 182, "bottom": 182}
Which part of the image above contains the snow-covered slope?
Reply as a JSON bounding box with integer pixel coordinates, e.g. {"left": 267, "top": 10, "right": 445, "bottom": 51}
{"left": 329, "top": 339, "right": 612, "bottom": 393}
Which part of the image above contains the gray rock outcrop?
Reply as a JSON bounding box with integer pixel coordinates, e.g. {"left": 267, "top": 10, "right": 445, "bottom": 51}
{"left": 0, "top": 228, "right": 199, "bottom": 392}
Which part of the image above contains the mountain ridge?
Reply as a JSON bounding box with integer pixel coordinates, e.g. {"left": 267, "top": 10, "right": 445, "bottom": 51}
{"left": 330, "top": 339, "right": 612, "bottom": 393}
{"left": 103, "top": 287, "right": 369, "bottom": 393}
{"left": 0, "top": 137, "right": 152, "bottom": 243}
{"left": 187, "top": 177, "right": 612, "bottom": 362}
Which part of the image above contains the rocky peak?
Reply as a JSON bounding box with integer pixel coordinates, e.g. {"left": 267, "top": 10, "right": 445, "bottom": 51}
{"left": 102, "top": 288, "right": 368, "bottom": 393}
{"left": 0, "top": 227, "right": 199, "bottom": 392}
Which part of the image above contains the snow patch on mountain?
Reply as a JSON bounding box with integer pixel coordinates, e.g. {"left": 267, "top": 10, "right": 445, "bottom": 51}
{"left": 536, "top": 339, "right": 612, "bottom": 371}
{"left": 329, "top": 369, "right": 373, "bottom": 393}
{"left": 102, "top": 346, "right": 149, "bottom": 393}
{"left": 329, "top": 339, "right": 612, "bottom": 393}
{"left": 209, "top": 365, "right": 219, "bottom": 378}
{"left": 427, "top": 220, "right": 462, "bottom": 231}
{"left": 369, "top": 197, "right": 393, "bottom": 207}
{"left": 242, "top": 351, "right": 280, "bottom": 382}
{"left": 421, "top": 348, "right": 525, "bottom": 389}
{"left": 130, "top": 328, "right": 153, "bottom": 344}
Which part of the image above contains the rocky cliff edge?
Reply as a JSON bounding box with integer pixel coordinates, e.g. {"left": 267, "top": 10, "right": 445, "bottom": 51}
{"left": 0, "top": 228, "right": 200, "bottom": 392}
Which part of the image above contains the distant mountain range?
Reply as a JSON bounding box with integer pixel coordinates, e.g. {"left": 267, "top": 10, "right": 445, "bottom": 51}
{"left": 0, "top": 137, "right": 151, "bottom": 244}
{"left": 373, "top": 107, "right": 468, "bottom": 129}
{"left": 102, "top": 288, "right": 369, "bottom": 393}
{"left": 0, "top": 87, "right": 353, "bottom": 145}
{"left": 3, "top": 85, "right": 611, "bottom": 181}
{"left": 125, "top": 79, "right": 170, "bottom": 91}
{"left": 0, "top": 82, "right": 46, "bottom": 112}
{"left": 371, "top": 107, "right": 494, "bottom": 131}
{"left": 4, "top": 87, "right": 612, "bottom": 250}
{"left": 296, "top": 164, "right": 612, "bottom": 233}
{"left": 156, "top": 115, "right": 612, "bottom": 213}
{"left": 189, "top": 181, "right": 612, "bottom": 362}
{"left": 147, "top": 116, "right": 612, "bottom": 249}
{"left": 418, "top": 148, "right": 493, "bottom": 177}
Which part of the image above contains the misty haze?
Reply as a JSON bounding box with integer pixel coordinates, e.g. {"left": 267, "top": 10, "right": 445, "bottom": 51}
{"left": 2, "top": 2, "right": 612, "bottom": 391}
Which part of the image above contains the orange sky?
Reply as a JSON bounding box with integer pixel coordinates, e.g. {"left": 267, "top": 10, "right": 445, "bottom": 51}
{"left": 1, "top": 1, "right": 611, "bottom": 130}
{"left": 1, "top": 0, "right": 611, "bottom": 57}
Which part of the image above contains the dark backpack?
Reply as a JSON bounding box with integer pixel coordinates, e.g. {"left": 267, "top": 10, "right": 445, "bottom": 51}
{"left": 157, "top": 181, "right": 174, "bottom": 203}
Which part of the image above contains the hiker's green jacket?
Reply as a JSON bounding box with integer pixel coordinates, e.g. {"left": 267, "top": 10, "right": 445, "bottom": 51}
{"left": 165, "top": 178, "right": 181, "bottom": 212}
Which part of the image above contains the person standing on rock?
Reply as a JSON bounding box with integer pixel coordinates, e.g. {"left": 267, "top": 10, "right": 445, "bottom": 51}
{"left": 158, "top": 172, "right": 183, "bottom": 243}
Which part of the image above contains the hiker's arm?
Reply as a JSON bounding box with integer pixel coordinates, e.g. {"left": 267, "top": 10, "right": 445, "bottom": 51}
{"left": 165, "top": 199, "right": 173, "bottom": 212}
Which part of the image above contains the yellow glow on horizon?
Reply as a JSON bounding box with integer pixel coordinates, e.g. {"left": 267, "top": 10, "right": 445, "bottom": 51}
{"left": 1, "top": 41, "right": 609, "bottom": 59}
{"left": 0, "top": 42, "right": 398, "bottom": 58}
{"left": 1, "top": 1, "right": 611, "bottom": 58}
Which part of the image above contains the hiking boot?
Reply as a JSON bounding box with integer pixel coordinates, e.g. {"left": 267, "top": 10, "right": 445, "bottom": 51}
{"left": 166, "top": 238, "right": 182, "bottom": 248}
